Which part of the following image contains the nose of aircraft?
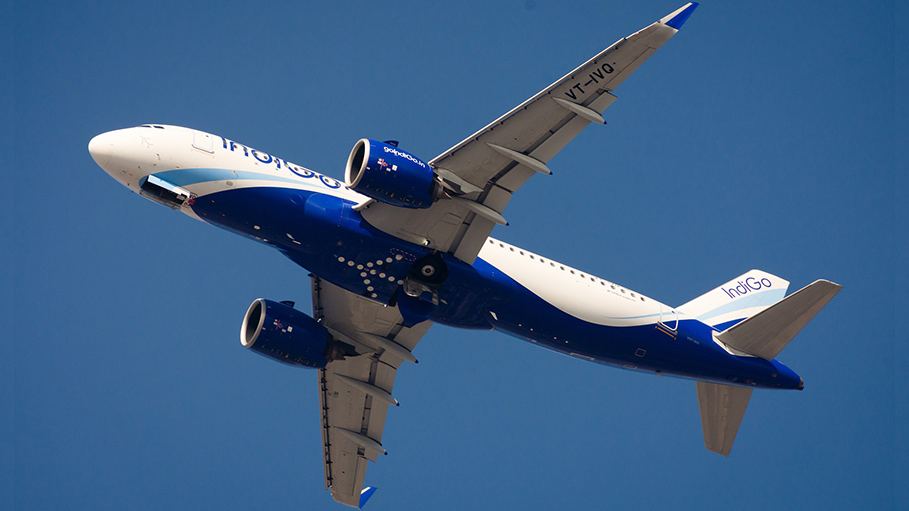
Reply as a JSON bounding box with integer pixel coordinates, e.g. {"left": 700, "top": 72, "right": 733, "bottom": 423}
{"left": 88, "top": 132, "right": 115, "bottom": 169}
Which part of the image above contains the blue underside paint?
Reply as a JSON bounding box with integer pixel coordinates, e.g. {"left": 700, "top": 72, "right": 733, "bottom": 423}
{"left": 189, "top": 184, "right": 801, "bottom": 390}
{"left": 246, "top": 299, "right": 331, "bottom": 368}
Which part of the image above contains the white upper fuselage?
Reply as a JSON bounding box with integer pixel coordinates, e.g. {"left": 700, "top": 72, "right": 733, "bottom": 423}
{"left": 89, "top": 124, "right": 362, "bottom": 218}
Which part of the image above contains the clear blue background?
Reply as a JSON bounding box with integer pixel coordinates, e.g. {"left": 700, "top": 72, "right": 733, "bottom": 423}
{"left": 5, "top": 1, "right": 904, "bottom": 509}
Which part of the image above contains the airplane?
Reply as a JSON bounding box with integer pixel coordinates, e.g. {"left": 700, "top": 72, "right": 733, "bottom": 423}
{"left": 88, "top": 3, "right": 841, "bottom": 508}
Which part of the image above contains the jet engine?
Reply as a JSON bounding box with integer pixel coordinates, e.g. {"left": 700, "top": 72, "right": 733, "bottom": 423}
{"left": 345, "top": 139, "right": 441, "bottom": 209}
{"left": 240, "top": 298, "right": 335, "bottom": 368}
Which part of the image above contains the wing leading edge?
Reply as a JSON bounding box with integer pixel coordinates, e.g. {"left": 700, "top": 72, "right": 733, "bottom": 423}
{"left": 359, "top": 3, "right": 699, "bottom": 264}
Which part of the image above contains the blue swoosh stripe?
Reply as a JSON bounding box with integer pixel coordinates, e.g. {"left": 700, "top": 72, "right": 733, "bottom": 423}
{"left": 155, "top": 168, "right": 305, "bottom": 187}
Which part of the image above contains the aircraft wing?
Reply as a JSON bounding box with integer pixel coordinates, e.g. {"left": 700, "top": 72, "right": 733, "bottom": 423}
{"left": 359, "top": 3, "right": 698, "bottom": 264}
{"left": 311, "top": 276, "right": 432, "bottom": 508}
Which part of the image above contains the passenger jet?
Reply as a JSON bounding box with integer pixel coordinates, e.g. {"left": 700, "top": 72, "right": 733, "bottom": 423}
{"left": 88, "top": 3, "right": 840, "bottom": 508}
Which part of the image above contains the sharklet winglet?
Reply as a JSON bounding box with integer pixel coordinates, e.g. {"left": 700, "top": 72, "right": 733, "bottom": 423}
{"left": 359, "top": 486, "right": 378, "bottom": 509}
{"left": 662, "top": 2, "right": 699, "bottom": 30}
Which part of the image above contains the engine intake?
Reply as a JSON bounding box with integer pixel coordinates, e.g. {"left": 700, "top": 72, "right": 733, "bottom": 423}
{"left": 240, "top": 298, "right": 331, "bottom": 368}
{"left": 345, "top": 139, "right": 438, "bottom": 209}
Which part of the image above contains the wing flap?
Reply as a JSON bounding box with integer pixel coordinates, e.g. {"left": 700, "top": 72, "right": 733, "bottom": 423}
{"left": 452, "top": 216, "right": 496, "bottom": 263}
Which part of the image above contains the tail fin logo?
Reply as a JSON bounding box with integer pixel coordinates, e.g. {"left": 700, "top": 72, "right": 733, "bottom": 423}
{"left": 722, "top": 277, "right": 773, "bottom": 299}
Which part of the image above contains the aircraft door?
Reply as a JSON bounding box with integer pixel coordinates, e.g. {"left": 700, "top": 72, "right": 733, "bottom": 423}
{"left": 658, "top": 303, "right": 678, "bottom": 331}
{"left": 192, "top": 130, "right": 214, "bottom": 153}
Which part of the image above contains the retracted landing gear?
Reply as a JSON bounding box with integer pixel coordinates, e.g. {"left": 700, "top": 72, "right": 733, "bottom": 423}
{"left": 390, "top": 252, "right": 449, "bottom": 327}
{"left": 402, "top": 252, "right": 448, "bottom": 305}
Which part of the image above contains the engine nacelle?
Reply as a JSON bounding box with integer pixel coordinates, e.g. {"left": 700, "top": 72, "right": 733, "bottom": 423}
{"left": 345, "top": 139, "right": 437, "bottom": 209}
{"left": 240, "top": 298, "right": 330, "bottom": 368}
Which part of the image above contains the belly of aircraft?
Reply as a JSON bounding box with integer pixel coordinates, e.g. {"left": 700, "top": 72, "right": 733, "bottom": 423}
{"left": 189, "top": 185, "right": 797, "bottom": 390}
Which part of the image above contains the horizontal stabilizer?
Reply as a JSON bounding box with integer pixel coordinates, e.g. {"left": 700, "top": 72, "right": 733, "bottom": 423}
{"left": 696, "top": 381, "right": 753, "bottom": 456}
{"left": 715, "top": 280, "right": 842, "bottom": 360}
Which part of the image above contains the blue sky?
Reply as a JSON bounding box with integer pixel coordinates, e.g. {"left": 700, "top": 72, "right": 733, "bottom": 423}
{"left": 5, "top": 1, "right": 903, "bottom": 509}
